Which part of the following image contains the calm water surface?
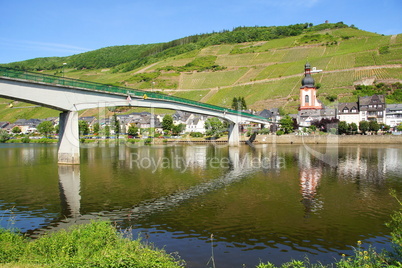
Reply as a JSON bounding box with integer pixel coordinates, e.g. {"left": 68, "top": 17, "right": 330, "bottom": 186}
{"left": 1, "top": 143, "right": 402, "bottom": 267}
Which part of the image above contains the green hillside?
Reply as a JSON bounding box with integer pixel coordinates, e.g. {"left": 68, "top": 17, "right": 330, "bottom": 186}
{"left": 1, "top": 22, "right": 402, "bottom": 122}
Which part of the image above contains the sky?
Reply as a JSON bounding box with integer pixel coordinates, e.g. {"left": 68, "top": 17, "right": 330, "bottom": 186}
{"left": 1, "top": 0, "right": 401, "bottom": 64}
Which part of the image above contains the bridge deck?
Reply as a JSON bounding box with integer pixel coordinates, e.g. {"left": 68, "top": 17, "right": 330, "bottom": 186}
{"left": 0, "top": 67, "right": 268, "bottom": 122}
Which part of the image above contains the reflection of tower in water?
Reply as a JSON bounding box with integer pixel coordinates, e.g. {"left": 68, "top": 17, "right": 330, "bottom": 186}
{"left": 299, "top": 147, "right": 323, "bottom": 215}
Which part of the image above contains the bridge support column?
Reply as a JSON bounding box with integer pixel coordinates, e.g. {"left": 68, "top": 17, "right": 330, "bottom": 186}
{"left": 58, "top": 111, "right": 80, "bottom": 164}
{"left": 228, "top": 122, "right": 240, "bottom": 146}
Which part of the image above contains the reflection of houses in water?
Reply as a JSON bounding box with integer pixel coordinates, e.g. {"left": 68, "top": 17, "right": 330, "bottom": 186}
{"left": 337, "top": 147, "right": 397, "bottom": 185}
{"left": 298, "top": 147, "right": 323, "bottom": 214}
{"left": 383, "top": 148, "right": 402, "bottom": 176}
{"left": 338, "top": 147, "right": 368, "bottom": 181}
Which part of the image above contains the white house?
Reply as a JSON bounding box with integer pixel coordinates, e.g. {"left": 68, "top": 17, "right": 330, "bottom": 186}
{"left": 386, "top": 104, "right": 402, "bottom": 128}
{"left": 185, "top": 114, "right": 206, "bottom": 133}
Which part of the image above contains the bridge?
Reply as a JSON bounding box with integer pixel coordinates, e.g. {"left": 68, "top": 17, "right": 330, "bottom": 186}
{"left": 0, "top": 67, "right": 269, "bottom": 164}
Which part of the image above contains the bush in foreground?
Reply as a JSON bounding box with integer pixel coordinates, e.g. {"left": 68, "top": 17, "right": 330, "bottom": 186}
{"left": 0, "top": 221, "right": 184, "bottom": 268}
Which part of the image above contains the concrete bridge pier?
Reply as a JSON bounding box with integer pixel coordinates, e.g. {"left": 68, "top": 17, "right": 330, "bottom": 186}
{"left": 228, "top": 122, "right": 240, "bottom": 146}
{"left": 58, "top": 111, "right": 80, "bottom": 164}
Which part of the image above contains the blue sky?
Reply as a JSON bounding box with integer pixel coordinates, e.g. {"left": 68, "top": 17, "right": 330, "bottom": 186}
{"left": 1, "top": 0, "right": 401, "bottom": 64}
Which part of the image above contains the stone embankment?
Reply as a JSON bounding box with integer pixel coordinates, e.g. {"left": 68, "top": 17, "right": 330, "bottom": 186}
{"left": 255, "top": 134, "right": 402, "bottom": 144}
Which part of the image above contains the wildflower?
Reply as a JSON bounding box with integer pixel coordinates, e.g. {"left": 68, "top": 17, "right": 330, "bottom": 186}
{"left": 357, "top": 240, "right": 362, "bottom": 245}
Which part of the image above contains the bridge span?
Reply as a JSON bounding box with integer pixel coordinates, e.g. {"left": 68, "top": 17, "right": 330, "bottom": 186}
{"left": 0, "top": 67, "right": 269, "bottom": 164}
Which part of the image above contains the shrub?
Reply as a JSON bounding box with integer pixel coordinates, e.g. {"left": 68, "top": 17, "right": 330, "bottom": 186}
{"left": 190, "top": 132, "right": 204, "bottom": 137}
{"left": 276, "top": 130, "right": 284, "bottom": 136}
{"left": 21, "top": 136, "right": 30, "bottom": 143}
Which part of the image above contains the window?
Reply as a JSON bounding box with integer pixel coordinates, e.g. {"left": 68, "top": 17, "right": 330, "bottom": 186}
{"left": 342, "top": 108, "right": 349, "bottom": 113}
{"left": 305, "top": 95, "right": 309, "bottom": 104}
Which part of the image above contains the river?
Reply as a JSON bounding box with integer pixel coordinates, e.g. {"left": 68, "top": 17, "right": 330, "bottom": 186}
{"left": 1, "top": 142, "right": 401, "bottom": 267}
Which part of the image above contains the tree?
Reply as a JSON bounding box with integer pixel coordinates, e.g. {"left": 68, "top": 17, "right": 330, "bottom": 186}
{"left": 112, "top": 114, "right": 120, "bottom": 139}
{"left": 78, "top": 120, "right": 89, "bottom": 136}
{"left": 231, "top": 96, "right": 247, "bottom": 111}
{"left": 338, "top": 121, "right": 349, "bottom": 135}
{"left": 172, "top": 123, "right": 186, "bottom": 136}
{"left": 12, "top": 126, "right": 21, "bottom": 134}
{"left": 162, "top": 114, "right": 174, "bottom": 133}
{"left": 279, "top": 115, "right": 294, "bottom": 134}
{"left": 205, "top": 117, "right": 225, "bottom": 138}
{"left": 127, "top": 124, "right": 139, "bottom": 137}
{"left": 93, "top": 122, "right": 100, "bottom": 135}
{"left": 397, "top": 123, "right": 402, "bottom": 132}
{"left": 369, "top": 120, "right": 380, "bottom": 134}
{"left": 231, "top": 97, "right": 238, "bottom": 110}
{"left": 0, "top": 129, "right": 10, "bottom": 143}
{"left": 359, "top": 121, "right": 369, "bottom": 135}
{"left": 349, "top": 122, "right": 358, "bottom": 134}
{"left": 36, "top": 121, "right": 54, "bottom": 137}
{"left": 104, "top": 125, "right": 110, "bottom": 138}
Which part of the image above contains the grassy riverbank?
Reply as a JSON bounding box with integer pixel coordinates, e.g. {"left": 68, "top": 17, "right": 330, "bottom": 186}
{"left": 0, "top": 221, "right": 184, "bottom": 268}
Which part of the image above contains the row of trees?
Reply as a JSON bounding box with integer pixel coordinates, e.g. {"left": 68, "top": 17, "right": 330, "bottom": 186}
{"left": 231, "top": 97, "right": 247, "bottom": 111}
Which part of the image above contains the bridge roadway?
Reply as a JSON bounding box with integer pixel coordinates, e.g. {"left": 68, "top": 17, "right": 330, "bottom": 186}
{"left": 0, "top": 67, "right": 269, "bottom": 164}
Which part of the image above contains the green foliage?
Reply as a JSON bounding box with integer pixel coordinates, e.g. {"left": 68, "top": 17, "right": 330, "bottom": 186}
{"left": 78, "top": 120, "right": 89, "bottom": 136}
{"left": 259, "top": 128, "right": 270, "bottom": 134}
{"left": 92, "top": 122, "right": 99, "bottom": 135}
{"left": 326, "top": 95, "right": 337, "bottom": 102}
{"left": 359, "top": 120, "right": 369, "bottom": 134}
{"left": 11, "top": 126, "right": 21, "bottom": 134}
{"left": 36, "top": 121, "right": 54, "bottom": 137}
{"left": 0, "top": 221, "right": 184, "bottom": 267}
{"left": 338, "top": 121, "right": 349, "bottom": 134}
{"left": 21, "top": 135, "right": 30, "bottom": 143}
{"left": 172, "top": 123, "right": 186, "bottom": 136}
{"left": 349, "top": 122, "right": 358, "bottom": 134}
{"left": 103, "top": 125, "right": 110, "bottom": 138}
{"left": 0, "top": 129, "right": 10, "bottom": 143}
{"left": 162, "top": 114, "right": 174, "bottom": 132}
{"left": 397, "top": 123, "right": 402, "bottom": 132}
{"left": 189, "top": 132, "right": 204, "bottom": 137}
{"left": 276, "top": 130, "right": 285, "bottom": 136}
{"left": 279, "top": 115, "right": 294, "bottom": 134}
{"left": 231, "top": 96, "right": 247, "bottom": 111}
{"left": 159, "top": 56, "right": 226, "bottom": 72}
{"left": 127, "top": 124, "right": 139, "bottom": 137}
{"left": 379, "top": 46, "right": 390, "bottom": 54}
{"left": 127, "top": 72, "right": 161, "bottom": 83}
{"left": 354, "top": 82, "right": 402, "bottom": 102}
{"left": 369, "top": 120, "right": 380, "bottom": 133}
{"left": 112, "top": 113, "right": 120, "bottom": 138}
{"left": 298, "top": 33, "right": 337, "bottom": 45}
{"left": 205, "top": 117, "right": 225, "bottom": 138}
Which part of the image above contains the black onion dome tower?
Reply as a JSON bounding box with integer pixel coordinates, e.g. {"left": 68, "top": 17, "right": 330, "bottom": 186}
{"left": 301, "top": 63, "right": 315, "bottom": 88}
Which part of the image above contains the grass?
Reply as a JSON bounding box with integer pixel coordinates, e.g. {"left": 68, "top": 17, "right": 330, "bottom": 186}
{"left": 0, "top": 221, "right": 184, "bottom": 268}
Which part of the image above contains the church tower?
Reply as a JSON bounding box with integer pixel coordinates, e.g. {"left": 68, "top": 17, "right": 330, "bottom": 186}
{"left": 299, "top": 63, "right": 322, "bottom": 110}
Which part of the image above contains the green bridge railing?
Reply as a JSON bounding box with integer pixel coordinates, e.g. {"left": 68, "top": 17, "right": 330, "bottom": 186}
{"left": 0, "top": 66, "right": 268, "bottom": 122}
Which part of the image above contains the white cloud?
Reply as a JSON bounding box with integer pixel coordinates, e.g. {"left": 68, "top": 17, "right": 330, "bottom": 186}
{"left": 0, "top": 38, "right": 92, "bottom": 55}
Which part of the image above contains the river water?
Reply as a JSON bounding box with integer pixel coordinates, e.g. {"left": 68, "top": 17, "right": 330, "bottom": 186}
{"left": 1, "top": 142, "right": 402, "bottom": 267}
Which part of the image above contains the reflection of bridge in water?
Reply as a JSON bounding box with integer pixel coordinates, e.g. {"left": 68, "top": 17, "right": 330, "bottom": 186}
{"left": 31, "top": 146, "right": 285, "bottom": 237}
